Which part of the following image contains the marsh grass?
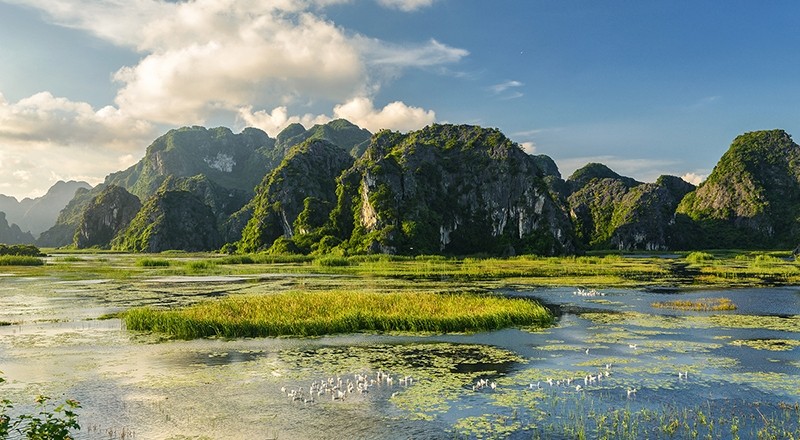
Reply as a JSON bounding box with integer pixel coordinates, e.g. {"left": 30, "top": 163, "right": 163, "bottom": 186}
{"left": 528, "top": 399, "right": 800, "bottom": 440}
{"left": 124, "top": 290, "right": 553, "bottom": 339}
{"left": 13, "top": 250, "right": 800, "bottom": 288}
{"left": 686, "top": 251, "right": 715, "bottom": 264}
{"left": 651, "top": 297, "right": 737, "bottom": 311}
{"left": 135, "top": 258, "right": 170, "bottom": 267}
{"left": 0, "top": 256, "right": 44, "bottom": 266}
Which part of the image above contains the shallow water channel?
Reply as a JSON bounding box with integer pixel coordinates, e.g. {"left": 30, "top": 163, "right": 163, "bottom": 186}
{"left": 1, "top": 273, "right": 798, "bottom": 439}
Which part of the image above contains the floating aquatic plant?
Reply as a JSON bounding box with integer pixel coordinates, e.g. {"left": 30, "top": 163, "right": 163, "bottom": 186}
{"left": 730, "top": 338, "right": 800, "bottom": 351}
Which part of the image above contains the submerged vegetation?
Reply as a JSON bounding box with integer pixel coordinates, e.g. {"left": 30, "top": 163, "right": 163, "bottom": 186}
{"left": 124, "top": 290, "right": 553, "bottom": 338}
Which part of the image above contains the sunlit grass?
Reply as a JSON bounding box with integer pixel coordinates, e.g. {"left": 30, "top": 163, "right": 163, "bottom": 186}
{"left": 651, "top": 297, "right": 737, "bottom": 311}
{"left": 124, "top": 290, "right": 553, "bottom": 339}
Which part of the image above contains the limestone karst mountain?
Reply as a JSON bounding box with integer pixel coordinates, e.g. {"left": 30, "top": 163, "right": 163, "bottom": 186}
{"left": 22, "top": 123, "right": 800, "bottom": 254}
{"left": 677, "top": 129, "right": 800, "bottom": 249}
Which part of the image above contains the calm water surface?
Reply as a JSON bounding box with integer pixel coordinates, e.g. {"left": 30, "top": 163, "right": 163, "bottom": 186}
{"left": 0, "top": 275, "right": 798, "bottom": 439}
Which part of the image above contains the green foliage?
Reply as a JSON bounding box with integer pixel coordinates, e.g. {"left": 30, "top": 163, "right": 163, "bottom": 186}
{"left": 266, "top": 236, "right": 301, "bottom": 255}
{"left": 754, "top": 253, "right": 784, "bottom": 266}
{"left": 0, "top": 255, "right": 44, "bottom": 266}
{"left": 136, "top": 258, "right": 171, "bottom": 267}
{"left": 186, "top": 260, "right": 217, "bottom": 271}
{"left": 0, "top": 244, "right": 44, "bottom": 257}
{"left": 686, "top": 251, "right": 715, "bottom": 264}
{"left": 314, "top": 256, "right": 350, "bottom": 267}
{"left": 1, "top": 375, "right": 81, "bottom": 440}
{"left": 677, "top": 130, "right": 800, "bottom": 249}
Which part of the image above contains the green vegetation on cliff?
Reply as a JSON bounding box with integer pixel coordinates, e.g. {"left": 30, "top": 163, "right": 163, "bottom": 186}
{"left": 237, "top": 139, "right": 355, "bottom": 254}
{"left": 332, "top": 124, "right": 576, "bottom": 256}
{"left": 677, "top": 129, "right": 800, "bottom": 248}
{"left": 112, "top": 190, "right": 222, "bottom": 252}
{"left": 73, "top": 185, "right": 141, "bottom": 249}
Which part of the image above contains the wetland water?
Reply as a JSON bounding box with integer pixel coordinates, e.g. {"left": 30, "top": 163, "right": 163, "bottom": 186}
{"left": 1, "top": 274, "right": 798, "bottom": 439}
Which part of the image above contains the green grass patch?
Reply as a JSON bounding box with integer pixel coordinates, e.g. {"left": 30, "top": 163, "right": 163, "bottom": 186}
{"left": 0, "top": 255, "right": 44, "bottom": 266}
{"left": 135, "top": 258, "right": 171, "bottom": 267}
{"left": 686, "top": 251, "right": 715, "bottom": 264}
{"left": 314, "top": 256, "right": 351, "bottom": 267}
{"left": 652, "top": 297, "right": 737, "bottom": 311}
{"left": 185, "top": 260, "right": 217, "bottom": 271}
{"left": 124, "top": 290, "right": 553, "bottom": 339}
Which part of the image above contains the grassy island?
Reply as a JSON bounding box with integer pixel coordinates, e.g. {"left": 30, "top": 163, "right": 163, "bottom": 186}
{"left": 124, "top": 290, "right": 553, "bottom": 339}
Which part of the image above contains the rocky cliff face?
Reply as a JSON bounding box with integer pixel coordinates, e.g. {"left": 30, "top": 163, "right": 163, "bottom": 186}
{"left": 36, "top": 187, "right": 95, "bottom": 247}
{"left": 106, "top": 126, "right": 280, "bottom": 200}
{"left": 112, "top": 190, "right": 221, "bottom": 252}
{"left": 41, "top": 121, "right": 375, "bottom": 249}
{"left": 237, "top": 139, "right": 355, "bottom": 253}
{"left": 607, "top": 176, "right": 694, "bottom": 250}
{"left": 73, "top": 185, "right": 141, "bottom": 249}
{"left": 330, "top": 124, "right": 576, "bottom": 255}
{"left": 567, "top": 165, "right": 693, "bottom": 251}
{"left": 676, "top": 129, "right": 800, "bottom": 248}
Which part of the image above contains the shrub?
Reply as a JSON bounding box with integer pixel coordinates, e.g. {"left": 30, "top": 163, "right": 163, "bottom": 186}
{"left": 1, "top": 375, "right": 81, "bottom": 439}
{"left": 754, "top": 254, "right": 784, "bottom": 266}
{"left": 136, "top": 258, "right": 171, "bottom": 267}
{"left": 686, "top": 251, "right": 714, "bottom": 264}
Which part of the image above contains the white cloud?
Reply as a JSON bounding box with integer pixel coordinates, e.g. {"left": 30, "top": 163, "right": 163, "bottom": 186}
{"left": 0, "top": 91, "right": 155, "bottom": 198}
{"left": 238, "top": 97, "right": 437, "bottom": 135}
{"left": 113, "top": 9, "right": 366, "bottom": 124}
{"left": 489, "top": 80, "right": 523, "bottom": 94}
{"left": 376, "top": 0, "right": 436, "bottom": 12}
{"left": 237, "top": 105, "right": 331, "bottom": 137}
{"left": 0, "top": 92, "right": 154, "bottom": 149}
{"left": 358, "top": 37, "right": 468, "bottom": 68}
{"left": 12, "top": 0, "right": 467, "bottom": 128}
{"left": 332, "top": 96, "right": 435, "bottom": 132}
{"left": 0, "top": 1, "right": 467, "bottom": 196}
{"left": 520, "top": 141, "right": 536, "bottom": 154}
{"left": 681, "top": 172, "right": 706, "bottom": 186}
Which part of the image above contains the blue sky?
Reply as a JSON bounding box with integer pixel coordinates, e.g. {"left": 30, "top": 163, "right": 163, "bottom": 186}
{"left": 0, "top": 0, "right": 798, "bottom": 199}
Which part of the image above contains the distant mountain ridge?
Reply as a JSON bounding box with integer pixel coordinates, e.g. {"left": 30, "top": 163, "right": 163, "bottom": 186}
{"left": 24, "top": 122, "right": 800, "bottom": 254}
{"left": 0, "top": 180, "right": 92, "bottom": 239}
{"left": 39, "top": 119, "right": 372, "bottom": 251}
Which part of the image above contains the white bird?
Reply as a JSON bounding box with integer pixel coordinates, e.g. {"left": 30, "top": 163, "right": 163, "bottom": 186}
{"left": 490, "top": 382, "right": 497, "bottom": 390}
{"left": 627, "top": 388, "right": 637, "bottom": 398}
{"left": 629, "top": 343, "right": 638, "bottom": 349}
{"left": 575, "top": 385, "right": 582, "bottom": 392}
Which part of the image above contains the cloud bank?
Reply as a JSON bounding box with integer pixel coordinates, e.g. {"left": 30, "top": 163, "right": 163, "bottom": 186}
{"left": 0, "top": 0, "right": 466, "bottom": 197}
